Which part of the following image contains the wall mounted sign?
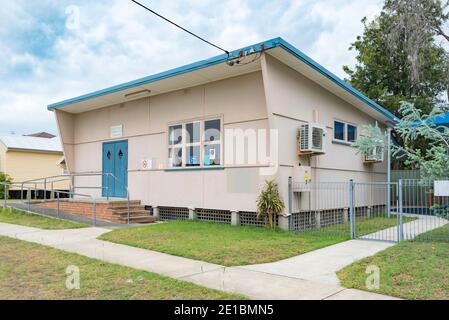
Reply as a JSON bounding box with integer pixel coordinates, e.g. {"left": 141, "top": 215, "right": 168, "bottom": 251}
{"left": 434, "top": 180, "right": 449, "bottom": 197}
{"left": 141, "top": 158, "right": 153, "bottom": 170}
{"left": 110, "top": 125, "right": 123, "bottom": 138}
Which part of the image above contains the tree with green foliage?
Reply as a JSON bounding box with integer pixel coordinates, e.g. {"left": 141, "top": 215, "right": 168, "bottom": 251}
{"left": 344, "top": 0, "right": 449, "bottom": 116}
{"left": 256, "top": 180, "right": 285, "bottom": 229}
{"left": 0, "top": 172, "right": 12, "bottom": 200}
{"left": 355, "top": 102, "right": 449, "bottom": 180}
{"left": 394, "top": 102, "right": 449, "bottom": 180}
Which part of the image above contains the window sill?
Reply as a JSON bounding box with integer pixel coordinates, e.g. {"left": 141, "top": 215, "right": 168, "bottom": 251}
{"left": 332, "top": 140, "right": 355, "bottom": 147}
{"left": 164, "top": 167, "right": 225, "bottom": 172}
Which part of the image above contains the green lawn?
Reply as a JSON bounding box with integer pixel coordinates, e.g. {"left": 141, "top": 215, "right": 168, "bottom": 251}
{"left": 0, "top": 207, "right": 87, "bottom": 230}
{"left": 337, "top": 225, "right": 449, "bottom": 300}
{"left": 100, "top": 217, "right": 406, "bottom": 267}
{"left": 0, "top": 236, "right": 246, "bottom": 300}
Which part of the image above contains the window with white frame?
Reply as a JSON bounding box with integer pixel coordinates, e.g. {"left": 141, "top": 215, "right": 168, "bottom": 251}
{"left": 168, "top": 118, "right": 222, "bottom": 168}
{"left": 333, "top": 120, "right": 358, "bottom": 143}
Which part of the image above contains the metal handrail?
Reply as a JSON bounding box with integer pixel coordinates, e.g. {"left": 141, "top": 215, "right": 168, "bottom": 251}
{"left": 1, "top": 172, "right": 132, "bottom": 225}
{"left": 1, "top": 181, "right": 98, "bottom": 226}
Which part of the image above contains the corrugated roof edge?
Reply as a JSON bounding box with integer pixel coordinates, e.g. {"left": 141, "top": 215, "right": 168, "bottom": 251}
{"left": 47, "top": 37, "right": 397, "bottom": 123}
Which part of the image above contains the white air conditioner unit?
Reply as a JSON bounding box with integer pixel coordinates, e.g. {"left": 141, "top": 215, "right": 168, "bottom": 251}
{"left": 298, "top": 123, "right": 326, "bottom": 155}
{"left": 364, "top": 146, "right": 384, "bottom": 163}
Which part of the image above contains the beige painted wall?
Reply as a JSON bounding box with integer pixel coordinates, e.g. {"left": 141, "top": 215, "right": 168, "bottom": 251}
{"left": 261, "top": 54, "right": 388, "bottom": 212}
{"left": 63, "top": 71, "right": 269, "bottom": 211}
{"left": 55, "top": 110, "right": 75, "bottom": 173}
{"left": 56, "top": 56, "right": 390, "bottom": 213}
{"left": 4, "top": 150, "right": 68, "bottom": 189}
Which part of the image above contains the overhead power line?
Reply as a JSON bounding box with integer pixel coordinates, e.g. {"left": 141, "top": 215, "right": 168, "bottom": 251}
{"left": 130, "top": 0, "right": 230, "bottom": 56}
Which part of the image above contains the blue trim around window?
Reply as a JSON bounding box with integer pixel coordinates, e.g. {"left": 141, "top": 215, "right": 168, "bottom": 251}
{"left": 164, "top": 167, "right": 225, "bottom": 172}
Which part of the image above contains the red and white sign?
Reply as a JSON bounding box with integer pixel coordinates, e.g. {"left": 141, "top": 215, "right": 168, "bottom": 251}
{"left": 141, "top": 158, "right": 152, "bottom": 170}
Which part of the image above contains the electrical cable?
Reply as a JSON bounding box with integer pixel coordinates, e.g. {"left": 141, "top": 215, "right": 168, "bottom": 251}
{"left": 131, "top": 0, "right": 265, "bottom": 67}
{"left": 131, "top": 0, "right": 230, "bottom": 56}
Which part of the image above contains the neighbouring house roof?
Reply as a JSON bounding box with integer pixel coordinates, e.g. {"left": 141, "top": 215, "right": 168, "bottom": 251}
{"left": 47, "top": 37, "right": 398, "bottom": 125}
{"left": 427, "top": 112, "right": 449, "bottom": 127}
{"left": 411, "top": 111, "right": 449, "bottom": 128}
{"left": 24, "top": 132, "right": 56, "bottom": 139}
{"left": 0, "top": 135, "right": 63, "bottom": 153}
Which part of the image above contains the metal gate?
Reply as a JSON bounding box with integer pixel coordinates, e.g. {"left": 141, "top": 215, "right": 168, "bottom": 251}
{"left": 351, "top": 181, "right": 399, "bottom": 242}
{"left": 288, "top": 178, "right": 449, "bottom": 243}
{"left": 396, "top": 179, "right": 449, "bottom": 242}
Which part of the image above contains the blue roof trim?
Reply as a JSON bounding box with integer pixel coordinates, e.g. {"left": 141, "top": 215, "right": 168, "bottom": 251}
{"left": 47, "top": 39, "right": 279, "bottom": 110}
{"left": 47, "top": 37, "right": 397, "bottom": 122}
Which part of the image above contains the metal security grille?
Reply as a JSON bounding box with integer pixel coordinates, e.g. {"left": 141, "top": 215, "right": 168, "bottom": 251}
{"left": 239, "top": 211, "right": 277, "bottom": 228}
{"left": 159, "top": 207, "right": 189, "bottom": 221}
{"left": 300, "top": 125, "right": 309, "bottom": 150}
{"left": 196, "top": 209, "right": 232, "bottom": 224}
{"left": 290, "top": 211, "right": 316, "bottom": 232}
{"left": 312, "top": 127, "right": 323, "bottom": 150}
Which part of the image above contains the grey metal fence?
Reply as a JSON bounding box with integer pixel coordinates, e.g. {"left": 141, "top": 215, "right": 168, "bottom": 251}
{"left": 398, "top": 179, "right": 449, "bottom": 242}
{"left": 288, "top": 178, "right": 449, "bottom": 243}
{"left": 352, "top": 182, "right": 399, "bottom": 242}
{"left": 289, "top": 181, "right": 351, "bottom": 238}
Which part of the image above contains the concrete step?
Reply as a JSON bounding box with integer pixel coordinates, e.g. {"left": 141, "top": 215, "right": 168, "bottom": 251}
{"left": 119, "top": 215, "right": 156, "bottom": 223}
{"left": 108, "top": 205, "right": 145, "bottom": 210}
{"left": 108, "top": 200, "right": 141, "bottom": 207}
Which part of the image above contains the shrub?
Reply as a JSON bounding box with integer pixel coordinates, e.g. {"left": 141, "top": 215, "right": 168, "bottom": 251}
{"left": 256, "top": 180, "right": 285, "bottom": 229}
{"left": 0, "top": 172, "right": 12, "bottom": 199}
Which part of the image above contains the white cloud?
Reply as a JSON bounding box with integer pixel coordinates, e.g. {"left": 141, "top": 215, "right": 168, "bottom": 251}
{"left": 0, "top": 0, "right": 383, "bottom": 135}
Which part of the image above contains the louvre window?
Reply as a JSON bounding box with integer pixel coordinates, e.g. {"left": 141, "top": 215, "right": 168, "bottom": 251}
{"left": 168, "top": 118, "right": 222, "bottom": 169}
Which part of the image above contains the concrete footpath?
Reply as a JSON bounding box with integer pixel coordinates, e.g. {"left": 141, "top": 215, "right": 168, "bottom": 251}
{"left": 242, "top": 216, "right": 447, "bottom": 286}
{"left": 0, "top": 222, "right": 397, "bottom": 300}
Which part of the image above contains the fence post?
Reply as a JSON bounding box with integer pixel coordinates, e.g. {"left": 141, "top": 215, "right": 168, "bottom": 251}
{"left": 349, "top": 180, "right": 355, "bottom": 239}
{"left": 50, "top": 182, "right": 54, "bottom": 200}
{"left": 387, "top": 128, "right": 392, "bottom": 218}
{"left": 4, "top": 184, "right": 7, "bottom": 207}
{"left": 21, "top": 183, "right": 24, "bottom": 204}
{"left": 398, "top": 179, "right": 404, "bottom": 242}
{"left": 288, "top": 177, "right": 293, "bottom": 215}
{"left": 57, "top": 192, "right": 60, "bottom": 219}
{"left": 44, "top": 178, "right": 47, "bottom": 201}
{"left": 286, "top": 176, "right": 294, "bottom": 232}
{"left": 27, "top": 187, "right": 31, "bottom": 212}
{"left": 71, "top": 175, "right": 75, "bottom": 199}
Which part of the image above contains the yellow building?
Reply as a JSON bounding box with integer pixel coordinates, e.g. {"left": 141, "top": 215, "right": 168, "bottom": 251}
{"left": 0, "top": 135, "right": 68, "bottom": 195}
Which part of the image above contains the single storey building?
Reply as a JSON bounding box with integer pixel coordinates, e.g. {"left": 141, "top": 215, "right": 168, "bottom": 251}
{"left": 47, "top": 37, "right": 396, "bottom": 218}
{"left": 0, "top": 135, "right": 68, "bottom": 197}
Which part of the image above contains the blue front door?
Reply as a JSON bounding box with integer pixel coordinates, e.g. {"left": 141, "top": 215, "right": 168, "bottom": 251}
{"left": 102, "top": 140, "right": 128, "bottom": 198}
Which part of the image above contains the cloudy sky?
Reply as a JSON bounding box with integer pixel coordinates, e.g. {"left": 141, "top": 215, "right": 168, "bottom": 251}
{"left": 0, "top": 0, "right": 383, "bottom": 135}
